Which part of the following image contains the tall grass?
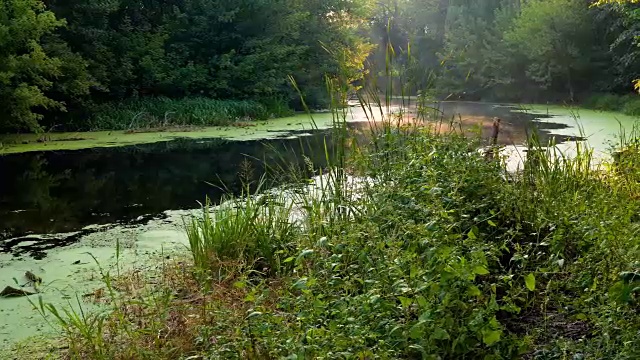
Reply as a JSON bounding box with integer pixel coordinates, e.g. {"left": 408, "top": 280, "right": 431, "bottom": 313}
{"left": 186, "top": 180, "right": 300, "bottom": 282}
{"left": 83, "top": 97, "right": 293, "bottom": 131}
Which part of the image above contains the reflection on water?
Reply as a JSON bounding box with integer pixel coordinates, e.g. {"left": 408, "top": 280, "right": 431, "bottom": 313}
{"left": 432, "top": 102, "right": 581, "bottom": 143}
{"left": 0, "top": 130, "right": 336, "bottom": 250}
{"left": 0, "top": 102, "right": 577, "bottom": 257}
{"left": 381, "top": 101, "right": 580, "bottom": 145}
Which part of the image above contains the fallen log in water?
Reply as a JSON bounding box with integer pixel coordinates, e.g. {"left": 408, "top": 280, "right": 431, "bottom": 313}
{"left": 0, "top": 286, "right": 36, "bottom": 298}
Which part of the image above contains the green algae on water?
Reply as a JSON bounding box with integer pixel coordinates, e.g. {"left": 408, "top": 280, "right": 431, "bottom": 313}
{"left": 0, "top": 113, "right": 337, "bottom": 155}
{"left": 518, "top": 104, "right": 640, "bottom": 154}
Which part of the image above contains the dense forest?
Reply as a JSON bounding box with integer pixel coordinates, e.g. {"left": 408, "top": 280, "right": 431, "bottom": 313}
{"left": 1, "top": 0, "right": 639, "bottom": 132}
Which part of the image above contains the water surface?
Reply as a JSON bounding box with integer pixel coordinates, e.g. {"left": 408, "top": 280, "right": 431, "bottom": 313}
{"left": 2, "top": 101, "right": 630, "bottom": 256}
{"left": 0, "top": 131, "right": 336, "bottom": 257}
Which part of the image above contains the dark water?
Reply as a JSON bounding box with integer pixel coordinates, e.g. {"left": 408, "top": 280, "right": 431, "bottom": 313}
{"left": 0, "top": 102, "right": 572, "bottom": 257}
{"left": 0, "top": 130, "right": 338, "bottom": 256}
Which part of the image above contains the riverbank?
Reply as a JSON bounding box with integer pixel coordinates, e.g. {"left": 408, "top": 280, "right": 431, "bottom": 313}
{"left": 582, "top": 93, "right": 640, "bottom": 117}
{"left": 3, "top": 124, "right": 638, "bottom": 359}
{"left": 0, "top": 113, "right": 341, "bottom": 155}
{"left": 2, "top": 101, "right": 636, "bottom": 156}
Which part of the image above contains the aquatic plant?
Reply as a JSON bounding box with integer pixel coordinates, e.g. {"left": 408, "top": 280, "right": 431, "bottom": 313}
{"left": 186, "top": 180, "right": 300, "bottom": 282}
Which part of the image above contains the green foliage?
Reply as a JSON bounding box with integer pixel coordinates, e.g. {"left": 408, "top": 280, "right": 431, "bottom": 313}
{"left": 621, "top": 96, "right": 640, "bottom": 116}
{"left": 0, "top": 0, "right": 374, "bottom": 132}
{"left": 373, "top": 0, "right": 640, "bottom": 102}
{"left": 437, "top": 0, "right": 522, "bottom": 100}
{"left": 5, "top": 0, "right": 640, "bottom": 131}
{"left": 583, "top": 93, "right": 631, "bottom": 111}
{"left": 43, "top": 112, "right": 640, "bottom": 358}
{"left": 506, "top": 0, "right": 593, "bottom": 101}
{"left": 181, "top": 127, "right": 637, "bottom": 358}
{"left": 84, "top": 97, "right": 278, "bottom": 131}
{"left": 0, "top": 0, "right": 67, "bottom": 132}
{"left": 583, "top": 93, "right": 640, "bottom": 116}
{"left": 186, "top": 187, "right": 300, "bottom": 282}
{"left": 49, "top": 0, "right": 373, "bottom": 110}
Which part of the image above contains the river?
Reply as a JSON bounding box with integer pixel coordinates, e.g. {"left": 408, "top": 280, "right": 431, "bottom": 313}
{"left": 0, "top": 101, "right": 637, "bottom": 349}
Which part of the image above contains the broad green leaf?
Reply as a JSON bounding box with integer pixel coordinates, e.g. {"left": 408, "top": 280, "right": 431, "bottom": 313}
{"left": 467, "top": 228, "right": 477, "bottom": 240}
{"left": 244, "top": 293, "right": 255, "bottom": 302}
{"left": 419, "top": 311, "right": 433, "bottom": 322}
{"left": 296, "top": 249, "right": 314, "bottom": 263}
{"left": 398, "top": 296, "right": 412, "bottom": 309}
{"left": 409, "top": 322, "right": 424, "bottom": 339}
{"left": 474, "top": 265, "right": 490, "bottom": 275}
{"left": 525, "top": 273, "right": 536, "bottom": 291}
{"left": 432, "top": 327, "right": 450, "bottom": 340}
{"left": 467, "top": 285, "right": 482, "bottom": 297}
{"left": 416, "top": 295, "right": 428, "bottom": 308}
{"left": 487, "top": 220, "right": 497, "bottom": 227}
{"left": 292, "top": 277, "right": 308, "bottom": 290}
{"left": 482, "top": 329, "right": 502, "bottom": 346}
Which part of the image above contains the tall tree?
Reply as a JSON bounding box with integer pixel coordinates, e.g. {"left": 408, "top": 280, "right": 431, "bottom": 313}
{"left": 437, "top": 0, "right": 508, "bottom": 99}
{"left": 595, "top": 0, "right": 640, "bottom": 92}
{"left": 0, "top": 0, "right": 66, "bottom": 131}
{"left": 505, "top": 0, "right": 594, "bottom": 101}
{"left": 47, "top": 0, "right": 373, "bottom": 109}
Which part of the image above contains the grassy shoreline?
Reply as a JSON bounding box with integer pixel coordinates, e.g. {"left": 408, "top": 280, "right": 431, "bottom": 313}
{"left": 3, "top": 100, "right": 638, "bottom": 155}
{"left": 18, "top": 118, "right": 639, "bottom": 359}
{"left": 80, "top": 98, "right": 295, "bottom": 132}
{"left": 0, "top": 113, "right": 338, "bottom": 155}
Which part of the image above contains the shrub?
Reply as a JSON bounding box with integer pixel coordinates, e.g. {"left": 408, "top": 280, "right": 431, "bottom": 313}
{"left": 260, "top": 96, "right": 296, "bottom": 118}
{"left": 583, "top": 93, "right": 627, "bottom": 111}
{"left": 622, "top": 97, "right": 640, "bottom": 117}
{"left": 186, "top": 191, "right": 299, "bottom": 282}
{"left": 583, "top": 93, "right": 640, "bottom": 116}
{"left": 42, "top": 126, "right": 640, "bottom": 359}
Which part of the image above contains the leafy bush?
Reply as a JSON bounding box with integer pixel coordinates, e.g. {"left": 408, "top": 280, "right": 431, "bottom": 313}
{"left": 622, "top": 97, "right": 640, "bottom": 117}
{"left": 194, "top": 130, "right": 639, "bottom": 358}
{"left": 583, "top": 93, "right": 640, "bottom": 117}
{"left": 186, "top": 191, "right": 299, "bottom": 281}
{"left": 43, "top": 115, "right": 640, "bottom": 359}
{"left": 260, "top": 96, "right": 296, "bottom": 118}
{"left": 583, "top": 93, "right": 628, "bottom": 111}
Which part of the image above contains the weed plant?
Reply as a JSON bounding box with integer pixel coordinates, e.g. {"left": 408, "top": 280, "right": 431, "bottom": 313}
{"left": 186, "top": 178, "right": 300, "bottom": 282}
